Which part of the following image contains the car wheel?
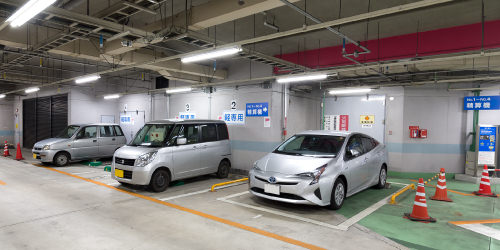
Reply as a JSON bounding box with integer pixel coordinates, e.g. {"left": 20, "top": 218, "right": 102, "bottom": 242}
{"left": 149, "top": 169, "right": 170, "bottom": 192}
{"left": 328, "top": 178, "right": 346, "bottom": 210}
{"left": 216, "top": 160, "right": 231, "bottom": 179}
{"left": 376, "top": 166, "right": 387, "bottom": 189}
{"left": 53, "top": 152, "right": 70, "bottom": 167}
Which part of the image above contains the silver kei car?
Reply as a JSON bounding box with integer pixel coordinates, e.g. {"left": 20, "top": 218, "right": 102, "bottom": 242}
{"left": 32, "top": 124, "right": 127, "bottom": 167}
{"left": 249, "top": 131, "right": 388, "bottom": 210}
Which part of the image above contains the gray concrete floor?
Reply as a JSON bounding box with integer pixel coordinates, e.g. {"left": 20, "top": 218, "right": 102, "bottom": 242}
{"left": 0, "top": 156, "right": 405, "bottom": 250}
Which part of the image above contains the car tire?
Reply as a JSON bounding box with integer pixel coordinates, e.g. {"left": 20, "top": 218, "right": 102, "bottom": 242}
{"left": 149, "top": 169, "right": 170, "bottom": 192}
{"left": 53, "top": 152, "right": 70, "bottom": 167}
{"left": 328, "top": 178, "right": 346, "bottom": 210}
{"left": 376, "top": 166, "right": 387, "bottom": 189}
{"left": 216, "top": 160, "right": 231, "bottom": 178}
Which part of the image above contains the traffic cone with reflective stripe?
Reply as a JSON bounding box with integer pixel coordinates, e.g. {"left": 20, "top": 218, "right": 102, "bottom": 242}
{"left": 404, "top": 178, "right": 436, "bottom": 223}
{"left": 473, "top": 165, "right": 497, "bottom": 197}
{"left": 3, "top": 141, "right": 10, "bottom": 157}
{"left": 430, "top": 168, "right": 452, "bottom": 202}
{"left": 15, "top": 143, "right": 23, "bottom": 161}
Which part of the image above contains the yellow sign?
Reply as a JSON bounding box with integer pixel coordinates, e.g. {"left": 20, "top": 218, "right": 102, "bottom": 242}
{"left": 360, "top": 115, "right": 375, "bottom": 124}
{"left": 15, "top": 124, "right": 18, "bottom": 129}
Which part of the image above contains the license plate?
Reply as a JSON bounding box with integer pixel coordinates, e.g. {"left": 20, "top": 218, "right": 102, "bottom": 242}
{"left": 33, "top": 154, "right": 37, "bottom": 159}
{"left": 115, "top": 169, "right": 124, "bottom": 178}
{"left": 264, "top": 184, "right": 280, "bottom": 195}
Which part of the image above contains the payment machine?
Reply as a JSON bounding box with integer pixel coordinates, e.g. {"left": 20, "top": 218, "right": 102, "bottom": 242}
{"left": 465, "top": 124, "right": 499, "bottom": 176}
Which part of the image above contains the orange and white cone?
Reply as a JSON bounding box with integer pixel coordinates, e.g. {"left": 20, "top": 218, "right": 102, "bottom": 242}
{"left": 404, "top": 178, "right": 436, "bottom": 223}
{"left": 3, "top": 141, "right": 9, "bottom": 157}
{"left": 430, "top": 168, "right": 452, "bottom": 202}
{"left": 473, "top": 165, "right": 497, "bottom": 197}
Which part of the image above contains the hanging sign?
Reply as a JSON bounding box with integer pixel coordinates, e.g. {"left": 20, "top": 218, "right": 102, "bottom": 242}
{"left": 464, "top": 96, "right": 500, "bottom": 110}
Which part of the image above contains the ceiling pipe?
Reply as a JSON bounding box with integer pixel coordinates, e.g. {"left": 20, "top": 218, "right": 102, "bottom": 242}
{"left": 0, "top": 0, "right": 455, "bottom": 95}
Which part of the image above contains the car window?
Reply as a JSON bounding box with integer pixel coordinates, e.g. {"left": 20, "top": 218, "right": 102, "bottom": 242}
{"left": 177, "top": 124, "right": 199, "bottom": 144}
{"left": 346, "top": 135, "right": 364, "bottom": 158}
{"left": 217, "top": 124, "right": 229, "bottom": 140}
{"left": 200, "top": 124, "right": 217, "bottom": 142}
{"left": 77, "top": 126, "right": 97, "bottom": 139}
{"left": 274, "top": 135, "right": 345, "bottom": 157}
{"left": 100, "top": 126, "right": 115, "bottom": 137}
{"left": 114, "top": 126, "right": 124, "bottom": 136}
{"left": 361, "top": 136, "right": 375, "bottom": 153}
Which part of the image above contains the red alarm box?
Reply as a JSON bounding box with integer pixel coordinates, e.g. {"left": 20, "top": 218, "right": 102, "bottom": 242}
{"left": 419, "top": 129, "right": 427, "bottom": 138}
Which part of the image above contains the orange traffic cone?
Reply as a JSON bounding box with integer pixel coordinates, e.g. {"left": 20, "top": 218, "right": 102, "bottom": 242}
{"left": 430, "top": 168, "right": 452, "bottom": 202}
{"left": 15, "top": 143, "right": 23, "bottom": 161}
{"left": 473, "top": 165, "right": 497, "bottom": 197}
{"left": 404, "top": 178, "right": 436, "bottom": 223}
{"left": 3, "top": 141, "right": 10, "bottom": 157}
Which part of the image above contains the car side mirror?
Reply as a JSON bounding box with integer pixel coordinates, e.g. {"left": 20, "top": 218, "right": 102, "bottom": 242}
{"left": 349, "top": 149, "right": 361, "bottom": 157}
{"left": 177, "top": 138, "right": 187, "bottom": 145}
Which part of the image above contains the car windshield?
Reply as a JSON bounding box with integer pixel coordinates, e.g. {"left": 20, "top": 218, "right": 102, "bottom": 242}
{"left": 56, "top": 125, "right": 80, "bottom": 138}
{"left": 273, "top": 134, "right": 346, "bottom": 157}
{"left": 130, "top": 124, "right": 174, "bottom": 147}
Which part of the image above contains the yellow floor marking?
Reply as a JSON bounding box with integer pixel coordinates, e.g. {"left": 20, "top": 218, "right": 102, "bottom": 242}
{"left": 32, "top": 164, "right": 325, "bottom": 250}
{"left": 449, "top": 219, "right": 500, "bottom": 225}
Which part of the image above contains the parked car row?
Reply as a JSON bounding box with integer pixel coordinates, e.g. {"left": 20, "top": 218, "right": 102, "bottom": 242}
{"left": 31, "top": 120, "right": 387, "bottom": 210}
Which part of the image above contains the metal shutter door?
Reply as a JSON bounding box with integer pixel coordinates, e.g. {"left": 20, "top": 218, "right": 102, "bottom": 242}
{"left": 51, "top": 95, "right": 68, "bottom": 137}
{"left": 23, "top": 99, "right": 37, "bottom": 148}
{"left": 36, "top": 97, "right": 51, "bottom": 142}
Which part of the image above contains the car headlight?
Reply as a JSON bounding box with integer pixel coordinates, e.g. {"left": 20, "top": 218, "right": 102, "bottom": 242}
{"left": 135, "top": 151, "right": 158, "bottom": 167}
{"left": 295, "top": 164, "right": 327, "bottom": 185}
{"left": 42, "top": 145, "right": 50, "bottom": 150}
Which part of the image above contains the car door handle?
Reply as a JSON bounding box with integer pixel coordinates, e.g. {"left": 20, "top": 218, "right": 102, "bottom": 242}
{"left": 93, "top": 140, "right": 97, "bottom": 143}
{"left": 112, "top": 138, "right": 116, "bottom": 141}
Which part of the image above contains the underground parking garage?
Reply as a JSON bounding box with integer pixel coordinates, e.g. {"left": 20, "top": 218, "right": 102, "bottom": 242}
{"left": 1, "top": 0, "right": 500, "bottom": 249}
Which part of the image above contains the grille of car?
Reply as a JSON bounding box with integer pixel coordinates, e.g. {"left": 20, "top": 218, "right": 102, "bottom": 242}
{"left": 115, "top": 157, "right": 135, "bottom": 166}
{"left": 255, "top": 176, "right": 299, "bottom": 185}
{"left": 34, "top": 147, "right": 42, "bottom": 151}
{"left": 250, "top": 187, "right": 305, "bottom": 200}
{"left": 123, "top": 170, "right": 133, "bottom": 179}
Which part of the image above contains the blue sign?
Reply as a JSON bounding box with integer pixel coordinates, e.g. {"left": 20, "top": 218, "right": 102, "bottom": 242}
{"left": 120, "top": 115, "right": 131, "bottom": 124}
{"left": 464, "top": 96, "right": 500, "bottom": 110}
{"left": 246, "top": 102, "right": 269, "bottom": 117}
{"left": 478, "top": 126, "right": 496, "bottom": 152}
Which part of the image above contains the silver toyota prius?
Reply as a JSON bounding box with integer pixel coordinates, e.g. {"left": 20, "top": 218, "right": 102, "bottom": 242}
{"left": 249, "top": 130, "right": 388, "bottom": 210}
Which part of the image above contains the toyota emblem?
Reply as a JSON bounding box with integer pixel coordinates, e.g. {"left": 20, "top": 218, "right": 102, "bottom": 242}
{"left": 268, "top": 176, "right": 277, "bottom": 184}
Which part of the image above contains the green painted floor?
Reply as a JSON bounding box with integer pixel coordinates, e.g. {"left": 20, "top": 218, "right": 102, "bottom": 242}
{"left": 357, "top": 177, "right": 500, "bottom": 250}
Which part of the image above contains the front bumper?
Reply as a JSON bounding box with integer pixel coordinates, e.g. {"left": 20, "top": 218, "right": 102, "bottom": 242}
{"left": 248, "top": 170, "right": 326, "bottom": 206}
{"left": 31, "top": 149, "right": 57, "bottom": 163}
{"left": 111, "top": 160, "right": 151, "bottom": 185}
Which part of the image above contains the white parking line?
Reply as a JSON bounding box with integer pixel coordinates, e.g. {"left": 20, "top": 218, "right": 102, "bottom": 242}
{"left": 459, "top": 224, "right": 500, "bottom": 241}
{"left": 217, "top": 183, "right": 406, "bottom": 231}
{"left": 158, "top": 182, "right": 247, "bottom": 201}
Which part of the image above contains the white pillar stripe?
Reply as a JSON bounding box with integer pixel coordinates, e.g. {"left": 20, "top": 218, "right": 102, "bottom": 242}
{"left": 414, "top": 201, "right": 428, "bottom": 207}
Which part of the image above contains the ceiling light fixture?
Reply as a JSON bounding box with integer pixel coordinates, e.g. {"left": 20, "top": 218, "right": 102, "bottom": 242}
{"left": 0, "top": 94, "right": 5, "bottom": 99}
{"left": 166, "top": 87, "right": 192, "bottom": 94}
{"left": 25, "top": 87, "right": 40, "bottom": 93}
{"left": 104, "top": 94, "right": 120, "bottom": 100}
{"left": 329, "top": 88, "right": 372, "bottom": 95}
{"left": 181, "top": 46, "right": 242, "bottom": 63}
{"left": 6, "top": 0, "right": 57, "bottom": 28}
{"left": 276, "top": 74, "right": 329, "bottom": 84}
{"left": 75, "top": 75, "right": 101, "bottom": 84}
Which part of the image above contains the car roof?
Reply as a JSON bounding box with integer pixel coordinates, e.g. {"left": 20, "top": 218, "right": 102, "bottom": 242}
{"left": 70, "top": 123, "right": 119, "bottom": 126}
{"left": 146, "top": 119, "right": 226, "bottom": 125}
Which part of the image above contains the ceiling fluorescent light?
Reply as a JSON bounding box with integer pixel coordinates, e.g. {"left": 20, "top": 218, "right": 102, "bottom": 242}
{"left": 75, "top": 75, "right": 101, "bottom": 84}
{"left": 361, "top": 96, "right": 385, "bottom": 101}
{"left": 0, "top": 94, "right": 5, "bottom": 99}
{"left": 329, "top": 88, "right": 372, "bottom": 95}
{"left": 25, "top": 87, "right": 40, "bottom": 93}
{"left": 277, "top": 74, "right": 329, "bottom": 83}
{"left": 181, "top": 46, "right": 242, "bottom": 63}
{"left": 166, "top": 87, "right": 192, "bottom": 94}
{"left": 104, "top": 94, "right": 120, "bottom": 100}
{"left": 7, "top": 0, "right": 57, "bottom": 28}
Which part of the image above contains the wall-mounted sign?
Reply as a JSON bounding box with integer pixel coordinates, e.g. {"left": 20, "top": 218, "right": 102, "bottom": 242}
{"left": 246, "top": 102, "right": 269, "bottom": 117}
{"left": 185, "top": 103, "right": 191, "bottom": 112}
{"left": 464, "top": 96, "right": 500, "bottom": 110}
{"left": 120, "top": 115, "right": 131, "bottom": 124}
{"left": 360, "top": 115, "right": 375, "bottom": 124}
{"left": 179, "top": 112, "right": 196, "bottom": 120}
{"left": 223, "top": 110, "right": 245, "bottom": 125}
{"left": 362, "top": 124, "right": 373, "bottom": 128}
{"left": 264, "top": 117, "right": 271, "bottom": 128}
{"left": 231, "top": 100, "right": 237, "bottom": 110}
{"left": 324, "top": 115, "right": 348, "bottom": 131}
{"left": 478, "top": 126, "right": 497, "bottom": 165}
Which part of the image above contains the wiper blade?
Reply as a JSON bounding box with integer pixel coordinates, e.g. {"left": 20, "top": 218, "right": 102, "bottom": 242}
{"left": 302, "top": 154, "right": 336, "bottom": 158}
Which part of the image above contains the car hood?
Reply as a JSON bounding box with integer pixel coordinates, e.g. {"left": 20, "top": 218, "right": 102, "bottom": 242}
{"left": 115, "top": 145, "right": 158, "bottom": 159}
{"left": 34, "top": 138, "right": 69, "bottom": 147}
{"left": 257, "top": 153, "right": 336, "bottom": 175}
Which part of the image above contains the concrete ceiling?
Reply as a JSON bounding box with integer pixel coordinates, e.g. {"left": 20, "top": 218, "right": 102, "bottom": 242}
{"left": 0, "top": 0, "right": 498, "bottom": 94}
